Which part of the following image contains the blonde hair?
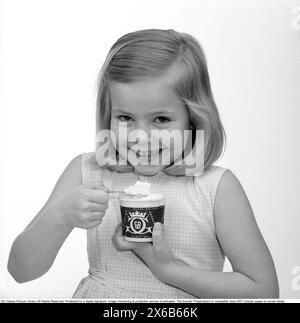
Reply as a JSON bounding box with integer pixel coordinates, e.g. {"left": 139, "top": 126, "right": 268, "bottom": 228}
{"left": 95, "top": 29, "right": 226, "bottom": 176}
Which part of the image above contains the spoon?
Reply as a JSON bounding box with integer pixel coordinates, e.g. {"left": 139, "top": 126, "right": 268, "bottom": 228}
{"left": 100, "top": 185, "right": 124, "bottom": 197}
{"left": 101, "top": 171, "right": 144, "bottom": 198}
{"left": 101, "top": 185, "right": 147, "bottom": 199}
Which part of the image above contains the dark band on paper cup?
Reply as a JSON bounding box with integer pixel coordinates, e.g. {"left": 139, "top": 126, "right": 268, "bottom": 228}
{"left": 120, "top": 205, "right": 165, "bottom": 242}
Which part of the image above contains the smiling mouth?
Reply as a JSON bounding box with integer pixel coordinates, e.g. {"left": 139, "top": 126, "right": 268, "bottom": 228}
{"left": 128, "top": 148, "right": 164, "bottom": 159}
{"left": 137, "top": 149, "right": 162, "bottom": 157}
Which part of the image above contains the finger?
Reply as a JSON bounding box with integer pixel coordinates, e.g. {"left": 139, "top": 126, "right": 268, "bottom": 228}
{"left": 114, "top": 222, "right": 123, "bottom": 233}
{"left": 86, "top": 189, "right": 109, "bottom": 204}
{"left": 152, "top": 222, "right": 165, "bottom": 250}
{"left": 86, "top": 202, "right": 108, "bottom": 212}
{"left": 82, "top": 183, "right": 109, "bottom": 191}
{"left": 112, "top": 225, "right": 135, "bottom": 251}
{"left": 88, "top": 211, "right": 105, "bottom": 221}
{"left": 86, "top": 219, "right": 103, "bottom": 229}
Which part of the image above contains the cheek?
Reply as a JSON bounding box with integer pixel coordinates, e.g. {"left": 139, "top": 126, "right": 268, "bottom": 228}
{"left": 109, "top": 121, "right": 118, "bottom": 149}
{"left": 170, "top": 118, "right": 191, "bottom": 142}
{"left": 182, "top": 115, "right": 191, "bottom": 131}
{"left": 110, "top": 120, "right": 129, "bottom": 150}
{"left": 172, "top": 113, "right": 190, "bottom": 130}
{"left": 166, "top": 120, "right": 191, "bottom": 158}
{"left": 110, "top": 119, "right": 118, "bottom": 133}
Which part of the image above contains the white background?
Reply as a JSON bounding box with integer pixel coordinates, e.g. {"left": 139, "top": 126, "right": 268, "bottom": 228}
{"left": 0, "top": 0, "right": 299, "bottom": 298}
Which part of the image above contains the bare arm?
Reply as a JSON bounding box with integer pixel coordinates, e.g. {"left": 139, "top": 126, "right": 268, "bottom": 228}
{"left": 162, "top": 170, "right": 279, "bottom": 298}
{"left": 7, "top": 154, "right": 82, "bottom": 283}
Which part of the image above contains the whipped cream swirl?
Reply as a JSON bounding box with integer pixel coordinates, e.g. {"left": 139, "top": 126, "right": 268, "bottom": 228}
{"left": 124, "top": 181, "right": 151, "bottom": 196}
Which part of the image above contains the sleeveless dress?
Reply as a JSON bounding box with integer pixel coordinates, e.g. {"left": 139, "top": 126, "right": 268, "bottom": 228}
{"left": 72, "top": 151, "right": 229, "bottom": 299}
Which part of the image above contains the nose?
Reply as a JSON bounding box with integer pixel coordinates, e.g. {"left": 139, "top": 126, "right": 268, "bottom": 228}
{"left": 128, "top": 123, "right": 152, "bottom": 150}
{"left": 129, "top": 129, "right": 149, "bottom": 148}
{"left": 135, "top": 121, "right": 151, "bottom": 135}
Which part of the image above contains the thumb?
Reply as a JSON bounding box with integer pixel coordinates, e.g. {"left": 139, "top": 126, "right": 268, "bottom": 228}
{"left": 112, "top": 223, "right": 135, "bottom": 252}
{"left": 152, "top": 222, "right": 165, "bottom": 248}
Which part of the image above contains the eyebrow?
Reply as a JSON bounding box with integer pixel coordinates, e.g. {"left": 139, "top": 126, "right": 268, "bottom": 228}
{"left": 111, "top": 108, "right": 176, "bottom": 115}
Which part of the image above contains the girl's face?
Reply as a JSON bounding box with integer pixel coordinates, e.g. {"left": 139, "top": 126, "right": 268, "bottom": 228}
{"left": 109, "top": 77, "right": 191, "bottom": 176}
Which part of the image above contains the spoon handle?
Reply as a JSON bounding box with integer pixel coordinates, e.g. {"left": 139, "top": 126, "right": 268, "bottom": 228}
{"left": 99, "top": 182, "right": 124, "bottom": 194}
{"left": 107, "top": 189, "right": 125, "bottom": 199}
{"left": 107, "top": 189, "right": 124, "bottom": 194}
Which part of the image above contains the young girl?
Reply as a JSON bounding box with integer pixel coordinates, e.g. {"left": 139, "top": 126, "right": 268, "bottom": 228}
{"left": 8, "top": 29, "right": 279, "bottom": 299}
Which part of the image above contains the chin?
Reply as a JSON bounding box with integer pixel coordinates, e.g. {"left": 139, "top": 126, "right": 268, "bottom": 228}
{"left": 133, "top": 165, "right": 165, "bottom": 176}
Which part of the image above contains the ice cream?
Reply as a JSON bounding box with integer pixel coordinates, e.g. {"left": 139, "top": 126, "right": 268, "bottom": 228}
{"left": 123, "top": 181, "right": 164, "bottom": 201}
{"left": 124, "top": 181, "right": 151, "bottom": 196}
{"left": 118, "top": 180, "right": 165, "bottom": 242}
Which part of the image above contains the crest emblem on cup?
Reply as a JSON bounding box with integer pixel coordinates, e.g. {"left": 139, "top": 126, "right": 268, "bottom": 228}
{"left": 128, "top": 211, "right": 149, "bottom": 234}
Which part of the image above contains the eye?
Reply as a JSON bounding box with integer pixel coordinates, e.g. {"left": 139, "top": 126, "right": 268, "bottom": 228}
{"left": 118, "top": 115, "right": 132, "bottom": 122}
{"left": 154, "top": 116, "right": 170, "bottom": 124}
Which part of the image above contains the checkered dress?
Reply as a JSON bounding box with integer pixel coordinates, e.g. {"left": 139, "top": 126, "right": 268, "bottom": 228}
{"left": 72, "top": 152, "right": 228, "bottom": 299}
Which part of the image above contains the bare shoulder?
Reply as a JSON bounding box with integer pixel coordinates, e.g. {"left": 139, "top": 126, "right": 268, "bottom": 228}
{"left": 24, "top": 154, "right": 83, "bottom": 229}
{"left": 213, "top": 169, "right": 259, "bottom": 248}
{"left": 214, "top": 170, "right": 251, "bottom": 213}
{"left": 60, "top": 154, "right": 83, "bottom": 185}
{"left": 48, "top": 154, "right": 83, "bottom": 199}
{"left": 45, "top": 153, "right": 83, "bottom": 201}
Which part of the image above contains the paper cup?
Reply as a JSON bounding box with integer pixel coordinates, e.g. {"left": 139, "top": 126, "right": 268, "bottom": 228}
{"left": 118, "top": 193, "right": 165, "bottom": 242}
